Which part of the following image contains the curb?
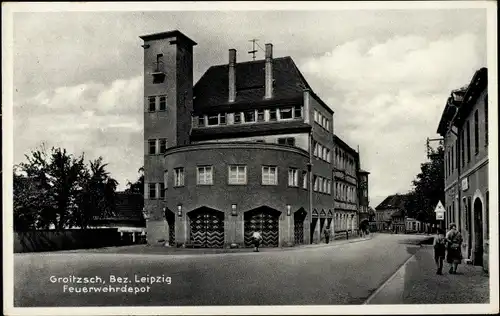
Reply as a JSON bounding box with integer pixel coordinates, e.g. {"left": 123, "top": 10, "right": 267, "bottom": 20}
{"left": 363, "top": 253, "right": 416, "bottom": 305}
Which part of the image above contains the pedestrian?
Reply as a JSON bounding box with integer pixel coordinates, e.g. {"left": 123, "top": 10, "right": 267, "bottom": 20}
{"left": 324, "top": 228, "right": 331, "bottom": 244}
{"left": 433, "top": 228, "right": 447, "bottom": 275}
{"left": 252, "top": 230, "right": 263, "bottom": 252}
{"left": 446, "top": 223, "right": 463, "bottom": 274}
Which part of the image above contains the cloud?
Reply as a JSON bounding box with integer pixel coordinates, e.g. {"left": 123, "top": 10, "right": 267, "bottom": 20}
{"left": 14, "top": 76, "right": 144, "bottom": 190}
{"left": 300, "top": 33, "right": 485, "bottom": 207}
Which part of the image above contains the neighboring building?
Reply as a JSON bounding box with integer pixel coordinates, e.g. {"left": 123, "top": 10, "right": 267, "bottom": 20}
{"left": 332, "top": 135, "right": 361, "bottom": 238}
{"left": 437, "top": 67, "right": 489, "bottom": 271}
{"left": 405, "top": 217, "right": 426, "bottom": 233}
{"left": 90, "top": 192, "right": 146, "bottom": 243}
{"left": 140, "top": 30, "right": 368, "bottom": 248}
{"left": 375, "top": 194, "right": 408, "bottom": 233}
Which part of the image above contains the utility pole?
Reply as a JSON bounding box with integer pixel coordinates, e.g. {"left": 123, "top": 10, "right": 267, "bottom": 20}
{"left": 248, "top": 39, "right": 259, "bottom": 61}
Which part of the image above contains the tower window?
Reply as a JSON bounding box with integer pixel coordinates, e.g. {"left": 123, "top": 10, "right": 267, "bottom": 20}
{"left": 148, "top": 96, "right": 156, "bottom": 112}
{"left": 148, "top": 183, "right": 157, "bottom": 199}
{"left": 148, "top": 139, "right": 156, "bottom": 155}
{"left": 155, "top": 54, "right": 164, "bottom": 72}
{"left": 288, "top": 168, "right": 299, "bottom": 187}
{"left": 159, "top": 96, "right": 167, "bottom": 111}
{"left": 278, "top": 137, "right": 295, "bottom": 146}
{"left": 262, "top": 166, "right": 278, "bottom": 185}
{"left": 174, "top": 168, "right": 185, "bottom": 187}
{"left": 159, "top": 138, "right": 167, "bottom": 154}
{"left": 228, "top": 165, "right": 247, "bottom": 185}
{"left": 197, "top": 166, "right": 213, "bottom": 185}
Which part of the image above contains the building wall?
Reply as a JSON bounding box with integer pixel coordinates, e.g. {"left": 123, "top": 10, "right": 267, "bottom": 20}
{"left": 308, "top": 95, "right": 336, "bottom": 242}
{"left": 161, "top": 142, "right": 311, "bottom": 247}
{"left": 443, "top": 88, "right": 489, "bottom": 270}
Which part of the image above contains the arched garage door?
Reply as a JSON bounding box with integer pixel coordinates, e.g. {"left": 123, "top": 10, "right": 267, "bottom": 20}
{"left": 189, "top": 207, "right": 225, "bottom": 248}
{"left": 244, "top": 206, "right": 280, "bottom": 247}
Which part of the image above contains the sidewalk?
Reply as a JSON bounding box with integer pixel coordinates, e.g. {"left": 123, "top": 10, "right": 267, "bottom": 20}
{"left": 366, "top": 245, "right": 490, "bottom": 304}
{"left": 54, "top": 234, "right": 374, "bottom": 255}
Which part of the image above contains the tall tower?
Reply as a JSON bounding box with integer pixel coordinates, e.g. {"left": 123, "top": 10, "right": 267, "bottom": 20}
{"left": 139, "top": 30, "right": 197, "bottom": 244}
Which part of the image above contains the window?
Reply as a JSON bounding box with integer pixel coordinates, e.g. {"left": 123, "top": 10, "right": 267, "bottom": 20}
{"left": 148, "top": 96, "right": 156, "bottom": 112}
{"left": 485, "top": 94, "right": 488, "bottom": 146}
{"left": 327, "top": 180, "right": 331, "bottom": 194}
{"left": 174, "top": 168, "right": 185, "bottom": 187}
{"left": 269, "top": 109, "right": 277, "bottom": 121}
{"left": 262, "top": 166, "right": 278, "bottom": 185}
{"left": 159, "top": 183, "right": 165, "bottom": 199}
{"left": 207, "top": 115, "right": 219, "bottom": 126}
{"left": 257, "top": 110, "right": 265, "bottom": 122}
{"left": 451, "top": 145, "right": 454, "bottom": 172}
{"left": 302, "top": 171, "right": 307, "bottom": 189}
{"left": 229, "top": 165, "right": 246, "bottom": 184}
{"left": 294, "top": 106, "right": 302, "bottom": 118}
{"left": 159, "top": 138, "right": 167, "bottom": 154}
{"left": 159, "top": 95, "right": 166, "bottom": 111}
{"left": 198, "top": 116, "right": 205, "bottom": 127}
{"left": 219, "top": 113, "right": 226, "bottom": 125}
{"left": 323, "top": 147, "right": 327, "bottom": 161}
{"left": 244, "top": 110, "right": 256, "bottom": 123}
{"left": 156, "top": 54, "right": 164, "bottom": 71}
{"left": 164, "top": 171, "right": 168, "bottom": 189}
{"left": 313, "top": 142, "right": 318, "bottom": 156}
{"left": 314, "top": 110, "right": 318, "bottom": 122}
{"left": 288, "top": 168, "right": 298, "bottom": 187}
{"left": 234, "top": 113, "right": 242, "bottom": 124}
{"left": 474, "top": 110, "right": 479, "bottom": 154}
{"left": 322, "top": 178, "right": 327, "bottom": 193}
{"left": 148, "top": 139, "right": 156, "bottom": 155}
{"left": 466, "top": 120, "right": 471, "bottom": 162}
{"left": 148, "top": 183, "right": 156, "bottom": 199}
{"left": 461, "top": 129, "right": 465, "bottom": 167}
{"left": 197, "top": 166, "right": 213, "bottom": 185}
{"left": 255, "top": 139, "right": 265, "bottom": 143}
{"left": 278, "top": 137, "right": 295, "bottom": 146}
{"left": 279, "top": 108, "right": 293, "bottom": 120}
{"left": 313, "top": 175, "right": 318, "bottom": 191}
{"left": 326, "top": 150, "right": 331, "bottom": 163}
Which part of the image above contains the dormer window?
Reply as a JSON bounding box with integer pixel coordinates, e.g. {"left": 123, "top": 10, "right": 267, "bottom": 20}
{"left": 257, "top": 110, "right": 265, "bottom": 122}
{"left": 244, "top": 110, "right": 256, "bottom": 123}
{"left": 279, "top": 108, "right": 293, "bottom": 120}
{"left": 198, "top": 116, "right": 205, "bottom": 127}
{"left": 234, "top": 113, "right": 242, "bottom": 124}
{"left": 269, "top": 109, "right": 277, "bottom": 121}
{"left": 294, "top": 106, "right": 302, "bottom": 118}
{"left": 219, "top": 113, "right": 226, "bottom": 125}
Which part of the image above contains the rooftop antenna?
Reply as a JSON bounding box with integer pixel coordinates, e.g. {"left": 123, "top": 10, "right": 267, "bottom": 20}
{"left": 248, "top": 39, "right": 259, "bottom": 61}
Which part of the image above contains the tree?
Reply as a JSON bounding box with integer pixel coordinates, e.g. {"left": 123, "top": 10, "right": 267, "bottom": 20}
{"left": 405, "top": 146, "right": 445, "bottom": 223}
{"left": 125, "top": 167, "right": 144, "bottom": 196}
{"left": 73, "top": 157, "right": 119, "bottom": 228}
{"left": 14, "top": 145, "right": 119, "bottom": 230}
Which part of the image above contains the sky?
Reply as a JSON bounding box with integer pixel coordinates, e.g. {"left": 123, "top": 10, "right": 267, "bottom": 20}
{"left": 10, "top": 4, "right": 488, "bottom": 208}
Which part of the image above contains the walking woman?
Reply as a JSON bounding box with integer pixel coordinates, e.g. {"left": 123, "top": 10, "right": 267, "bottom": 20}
{"left": 446, "top": 223, "right": 463, "bottom": 274}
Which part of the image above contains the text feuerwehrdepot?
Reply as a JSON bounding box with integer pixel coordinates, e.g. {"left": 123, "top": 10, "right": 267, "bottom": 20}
{"left": 49, "top": 275, "right": 172, "bottom": 294}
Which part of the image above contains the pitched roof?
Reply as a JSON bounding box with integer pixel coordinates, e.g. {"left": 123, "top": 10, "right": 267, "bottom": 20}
{"left": 193, "top": 57, "right": 314, "bottom": 114}
{"left": 375, "top": 194, "right": 408, "bottom": 211}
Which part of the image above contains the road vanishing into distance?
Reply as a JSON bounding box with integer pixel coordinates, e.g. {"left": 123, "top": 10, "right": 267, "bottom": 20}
{"left": 14, "top": 234, "right": 429, "bottom": 306}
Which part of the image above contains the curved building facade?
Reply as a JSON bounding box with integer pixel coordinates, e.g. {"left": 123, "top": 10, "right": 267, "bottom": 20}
{"left": 140, "top": 30, "right": 369, "bottom": 248}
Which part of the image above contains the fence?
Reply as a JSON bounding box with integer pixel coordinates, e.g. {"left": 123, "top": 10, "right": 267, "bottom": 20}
{"left": 14, "top": 228, "right": 137, "bottom": 253}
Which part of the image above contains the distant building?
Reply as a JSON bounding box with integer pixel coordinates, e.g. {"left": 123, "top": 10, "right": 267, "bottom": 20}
{"left": 140, "top": 30, "right": 370, "bottom": 248}
{"left": 90, "top": 192, "right": 145, "bottom": 243}
{"left": 375, "top": 194, "right": 408, "bottom": 233}
{"left": 437, "top": 67, "right": 489, "bottom": 271}
{"left": 405, "top": 217, "right": 426, "bottom": 233}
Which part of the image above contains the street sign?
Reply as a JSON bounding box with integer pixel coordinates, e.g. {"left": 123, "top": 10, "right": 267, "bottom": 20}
{"left": 434, "top": 201, "right": 445, "bottom": 220}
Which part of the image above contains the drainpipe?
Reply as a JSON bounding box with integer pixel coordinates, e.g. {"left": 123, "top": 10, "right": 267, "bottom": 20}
{"left": 448, "top": 102, "right": 461, "bottom": 234}
{"left": 308, "top": 131, "right": 313, "bottom": 244}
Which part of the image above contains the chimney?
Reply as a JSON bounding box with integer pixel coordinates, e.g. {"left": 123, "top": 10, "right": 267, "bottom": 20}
{"left": 264, "top": 43, "right": 273, "bottom": 99}
{"left": 228, "top": 49, "right": 236, "bottom": 103}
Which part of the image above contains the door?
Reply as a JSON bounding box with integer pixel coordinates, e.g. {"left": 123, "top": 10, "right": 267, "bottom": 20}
{"left": 189, "top": 208, "right": 224, "bottom": 248}
{"left": 244, "top": 207, "right": 280, "bottom": 247}
{"left": 294, "top": 209, "right": 306, "bottom": 245}
{"left": 473, "top": 198, "right": 483, "bottom": 266}
{"left": 165, "top": 209, "right": 176, "bottom": 246}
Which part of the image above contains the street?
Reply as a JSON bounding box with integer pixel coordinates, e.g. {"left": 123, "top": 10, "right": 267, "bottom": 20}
{"left": 14, "top": 234, "right": 443, "bottom": 306}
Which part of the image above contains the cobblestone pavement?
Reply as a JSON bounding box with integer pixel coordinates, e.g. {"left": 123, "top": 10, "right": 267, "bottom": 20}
{"left": 15, "top": 234, "right": 429, "bottom": 306}
{"left": 367, "top": 245, "right": 490, "bottom": 304}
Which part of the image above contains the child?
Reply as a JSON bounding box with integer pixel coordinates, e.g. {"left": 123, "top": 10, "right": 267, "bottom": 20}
{"left": 252, "top": 230, "right": 263, "bottom": 252}
{"left": 433, "top": 228, "right": 447, "bottom": 275}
